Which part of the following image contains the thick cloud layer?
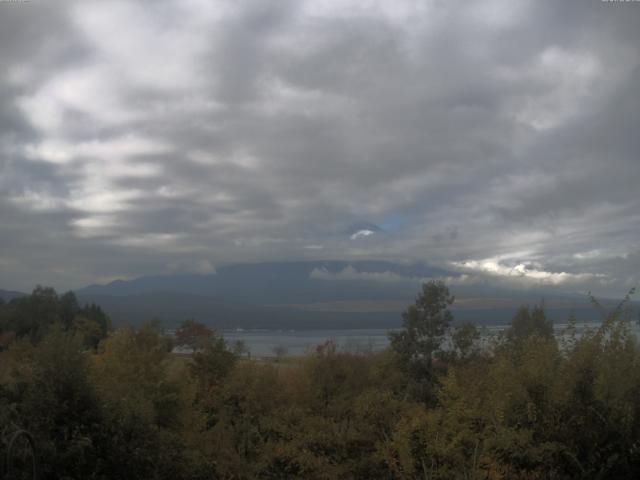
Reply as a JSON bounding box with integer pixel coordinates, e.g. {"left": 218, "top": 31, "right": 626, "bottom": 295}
{"left": 1, "top": 0, "right": 639, "bottom": 294}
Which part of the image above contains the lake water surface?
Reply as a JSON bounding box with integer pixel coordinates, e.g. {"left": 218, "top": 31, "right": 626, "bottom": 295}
{"left": 221, "top": 321, "right": 640, "bottom": 357}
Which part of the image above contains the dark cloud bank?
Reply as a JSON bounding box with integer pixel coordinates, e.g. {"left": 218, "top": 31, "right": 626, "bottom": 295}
{"left": 1, "top": 0, "right": 639, "bottom": 297}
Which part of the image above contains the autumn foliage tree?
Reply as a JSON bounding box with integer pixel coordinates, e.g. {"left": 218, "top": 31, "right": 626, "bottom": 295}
{"left": 174, "top": 318, "right": 215, "bottom": 351}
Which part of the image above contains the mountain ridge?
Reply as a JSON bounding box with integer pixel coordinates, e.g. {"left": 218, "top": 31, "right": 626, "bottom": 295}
{"left": 71, "top": 260, "right": 617, "bottom": 329}
{"left": 3, "top": 261, "right": 632, "bottom": 329}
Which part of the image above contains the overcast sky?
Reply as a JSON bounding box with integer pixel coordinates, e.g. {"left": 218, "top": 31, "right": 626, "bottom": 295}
{"left": 1, "top": 0, "right": 639, "bottom": 294}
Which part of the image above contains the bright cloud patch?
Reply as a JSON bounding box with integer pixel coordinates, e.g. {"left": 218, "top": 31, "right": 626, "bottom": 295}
{"left": 453, "top": 258, "right": 605, "bottom": 287}
{"left": 350, "top": 230, "right": 375, "bottom": 240}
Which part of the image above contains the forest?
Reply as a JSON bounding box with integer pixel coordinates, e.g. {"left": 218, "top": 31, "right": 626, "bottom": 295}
{"left": 1, "top": 282, "right": 639, "bottom": 479}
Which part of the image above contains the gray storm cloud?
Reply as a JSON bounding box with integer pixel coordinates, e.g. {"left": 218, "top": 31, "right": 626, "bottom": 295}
{"left": 0, "top": 0, "right": 639, "bottom": 294}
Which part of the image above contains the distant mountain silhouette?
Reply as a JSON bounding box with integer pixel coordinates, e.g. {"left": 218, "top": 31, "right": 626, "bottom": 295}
{"left": 0, "top": 289, "right": 26, "bottom": 301}
{"left": 74, "top": 260, "right": 608, "bottom": 329}
{"left": 78, "top": 261, "right": 454, "bottom": 302}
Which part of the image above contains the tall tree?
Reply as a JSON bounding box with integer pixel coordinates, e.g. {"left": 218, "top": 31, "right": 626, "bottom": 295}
{"left": 59, "top": 291, "right": 79, "bottom": 330}
{"left": 389, "top": 280, "right": 455, "bottom": 402}
{"left": 506, "top": 304, "right": 553, "bottom": 345}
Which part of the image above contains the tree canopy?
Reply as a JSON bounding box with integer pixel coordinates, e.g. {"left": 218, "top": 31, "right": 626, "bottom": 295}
{"left": 1, "top": 284, "right": 640, "bottom": 479}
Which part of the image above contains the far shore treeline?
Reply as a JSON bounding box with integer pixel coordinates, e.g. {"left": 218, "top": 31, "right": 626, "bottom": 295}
{"left": 1, "top": 282, "right": 639, "bottom": 479}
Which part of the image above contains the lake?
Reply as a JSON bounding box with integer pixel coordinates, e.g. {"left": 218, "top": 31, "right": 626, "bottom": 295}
{"left": 220, "top": 321, "right": 640, "bottom": 357}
